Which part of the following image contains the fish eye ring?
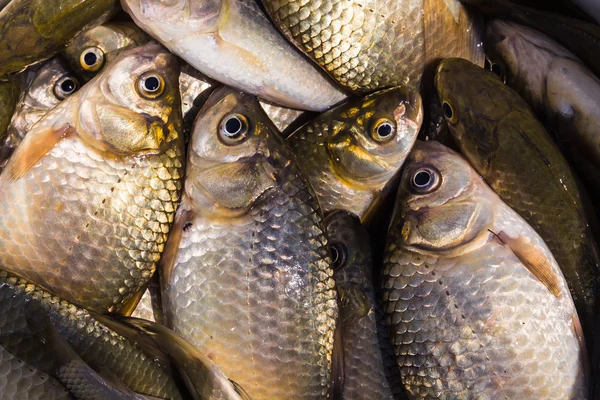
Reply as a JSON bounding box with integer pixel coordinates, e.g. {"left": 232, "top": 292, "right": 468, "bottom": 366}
{"left": 54, "top": 76, "right": 80, "bottom": 100}
{"left": 442, "top": 101, "right": 458, "bottom": 124}
{"left": 330, "top": 243, "right": 347, "bottom": 270}
{"left": 80, "top": 47, "right": 105, "bottom": 72}
{"left": 410, "top": 167, "right": 441, "bottom": 194}
{"left": 371, "top": 118, "right": 396, "bottom": 143}
{"left": 219, "top": 114, "right": 249, "bottom": 145}
{"left": 137, "top": 73, "right": 166, "bottom": 99}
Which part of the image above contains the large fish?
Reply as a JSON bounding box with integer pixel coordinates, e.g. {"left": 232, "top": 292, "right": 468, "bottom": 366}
{"left": 486, "top": 19, "right": 600, "bottom": 198}
{"left": 382, "top": 140, "right": 588, "bottom": 399}
{"left": 121, "top": 0, "right": 347, "bottom": 112}
{"left": 259, "top": 0, "right": 484, "bottom": 93}
{"left": 0, "top": 0, "right": 116, "bottom": 75}
{"left": 287, "top": 87, "right": 422, "bottom": 222}
{"left": 62, "top": 22, "right": 150, "bottom": 82}
{"left": 435, "top": 57, "right": 600, "bottom": 345}
{"left": 0, "top": 41, "right": 185, "bottom": 314}
{"left": 326, "top": 210, "right": 405, "bottom": 399}
{"left": 2, "top": 57, "right": 80, "bottom": 164}
{"left": 161, "top": 86, "right": 338, "bottom": 400}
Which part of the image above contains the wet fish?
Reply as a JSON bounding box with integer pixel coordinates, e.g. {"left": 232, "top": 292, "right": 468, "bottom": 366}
{"left": 0, "top": 75, "right": 22, "bottom": 150}
{"left": 486, "top": 19, "right": 600, "bottom": 197}
{"left": 161, "top": 86, "right": 338, "bottom": 399}
{"left": 258, "top": 101, "right": 307, "bottom": 134}
{"left": 121, "top": 0, "right": 347, "bottom": 111}
{"left": 0, "top": 41, "right": 185, "bottom": 314}
{"left": 62, "top": 22, "right": 150, "bottom": 82}
{"left": 2, "top": 57, "right": 80, "bottom": 164}
{"left": 325, "top": 210, "right": 405, "bottom": 399}
{"left": 287, "top": 87, "right": 423, "bottom": 222}
{"left": 131, "top": 278, "right": 163, "bottom": 324}
{"left": 179, "top": 63, "right": 218, "bottom": 138}
{"left": 259, "top": 0, "right": 484, "bottom": 93}
{"left": 382, "top": 140, "right": 588, "bottom": 399}
{"left": 0, "top": 269, "right": 184, "bottom": 399}
{"left": 0, "top": 0, "right": 116, "bottom": 76}
{"left": 435, "top": 57, "right": 600, "bottom": 347}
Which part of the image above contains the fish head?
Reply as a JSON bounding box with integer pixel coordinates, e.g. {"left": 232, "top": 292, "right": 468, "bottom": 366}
{"left": 395, "top": 140, "right": 494, "bottom": 255}
{"left": 123, "top": 0, "right": 222, "bottom": 38}
{"left": 63, "top": 22, "right": 150, "bottom": 82}
{"left": 326, "top": 87, "right": 422, "bottom": 187}
{"left": 435, "top": 57, "right": 513, "bottom": 176}
{"left": 73, "top": 41, "right": 182, "bottom": 156}
{"left": 186, "top": 86, "right": 290, "bottom": 216}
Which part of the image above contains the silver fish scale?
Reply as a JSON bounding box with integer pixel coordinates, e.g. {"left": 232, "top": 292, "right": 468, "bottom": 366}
{"left": 382, "top": 232, "right": 586, "bottom": 399}
{"left": 0, "top": 346, "right": 71, "bottom": 400}
{"left": 0, "top": 135, "right": 183, "bottom": 313}
{"left": 165, "top": 170, "right": 337, "bottom": 400}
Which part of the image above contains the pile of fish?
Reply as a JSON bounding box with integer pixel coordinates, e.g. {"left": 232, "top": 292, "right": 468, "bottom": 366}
{"left": 0, "top": 0, "right": 599, "bottom": 399}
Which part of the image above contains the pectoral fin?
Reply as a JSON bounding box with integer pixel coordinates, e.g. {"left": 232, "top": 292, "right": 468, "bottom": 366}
{"left": 491, "top": 230, "right": 562, "bottom": 298}
{"left": 160, "top": 203, "right": 195, "bottom": 294}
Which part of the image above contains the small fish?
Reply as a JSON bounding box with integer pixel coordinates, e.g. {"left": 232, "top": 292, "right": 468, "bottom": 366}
{"left": 2, "top": 56, "right": 80, "bottom": 164}
{"left": 62, "top": 21, "right": 150, "bottom": 82}
{"left": 287, "top": 87, "right": 423, "bottom": 222}
{"left": 121, "top": 0, "right": 348, "bottom": 111}
{"left": 325, "top": 210, "right": 405, "bottom": 399}
{"left": 161, "top": 86, "right": 338, "bottom": 400}
{"left": 382, "top": 140, "right": 588, "bottom": 399}
{"left": 0, "top": 0, "right": 117, "bottom": 75}
{"left": 258, "top": 101, "right": 308, "bottom": 135}
{"left": 435, "top": 57, "right": 600, "bottom": 345}
{"left": 0, "top": 41, "right": 185, "bottom": 314}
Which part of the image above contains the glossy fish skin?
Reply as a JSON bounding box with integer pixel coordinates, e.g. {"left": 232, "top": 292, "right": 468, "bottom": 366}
{"left": 486, "top": 19, "right": 600, "bottom": 196}
{"left": 259, "top": 0, "right": 484, "bottom": 93}
{"left": 0, "top": 346, "right": 72, "bottom": 400}
{"left": 435, "top": 57, "right": 600, "bottom": 343}
{"left": 0, "top": 270, "right": 183, "bottom": 399}
{"left": 2, "top": 57, "right": 80, "bottom": 164}
{"left": 0, "top": 75, "right": 22, "bottom": 149}
{"left": 287, "top": 87, "right": 423, "bottom": 222}
{"left": 382, "top": 140, "right": 588, "bottom": 399}
{"left": 121, "top": 0, "right": 347, "bottom": 112}
{"left": 161, "top": 87, "right": 338, "bottom": 400}
{"left": 0, "top": 0, "right": 116, "bottom": 76}
{"left": 62, "top": 22, "right": 150, "bottom": 82}
{"left": 325, "top": 210, "right": 404, "bottom": 400}
{"left": 259, "top": 101, "right": 307, "bottom": 134}
{"left": 0, "top": 42, "right": 184, "bottom": 314}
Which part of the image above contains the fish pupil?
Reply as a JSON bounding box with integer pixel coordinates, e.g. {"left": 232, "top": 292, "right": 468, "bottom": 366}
{"left": 224, "top": 117, "right": 243, "bottom": 136}
{"left": 144, "top": 77, "right": 160, "bottom": 92}
{"left": 414, "top": 170, "right": 432, "bottom": 187}
{"left": 61, "top": 79, "right": 75, "bottom": 93}
{"left": 330, "top": 243, "right": 346, "bottom": 270}
{"left": 84, "top": 52, "right": 97, "bottom": 66}
{"left": 442, "top": 102, "right": 453, "bottom": 119}
{"left": 377, "top": 123, "right": 393, "bottom": 137}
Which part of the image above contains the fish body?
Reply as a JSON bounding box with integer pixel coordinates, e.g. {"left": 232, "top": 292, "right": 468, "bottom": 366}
{"left": 0, "top": 42, "right": 184, "bottom": 314}
{"left": 62, "top": 22, "right": 150, "bottom": 82}
{"left": 572, "top": 0, "right": 600, "bottom": 23}
{"left": 258, "top": 101, "right": 307, "bottom": 134}
{"left": 121, "top": 0, "right": 347, "bottom": 111}
{"left": 435, "top": 57, "right": 600, "bottom": 343}
{"left": 2, "top": 57, "right": 80, "bottom": 164}
{"left": 382, "top": 140, "right": 588, "bottom": 399}
{"left": 287, "top": 87, "right": 423, "bottom": 222}
{"left": 0, "top": 0, "right": 116, "bottom": 75}
{"left": 0, "top": 75, "right": 22, "bottom": 152}
{"left": 161, "top": 87, "right": 338, "bottom": 400}
{"left": 259, "top": 0, "right": 484, "bottom": 93}
{"left": 486, "top": 19, "right": 600, "bottom": 197}
{"left": 326, "top": 210, "right": 404, "bottom": 399}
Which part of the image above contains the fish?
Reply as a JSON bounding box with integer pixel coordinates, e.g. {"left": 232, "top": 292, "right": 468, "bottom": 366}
{"left": 325, "top": 210, "right": 405, "bottom": 399}
{"left": 179, "top": 63, "right": 219, "bottom": 137}
{"left": 0, "top": 0, "right": 117, "bottom": 76}
{"left": 258, "top": 101, "right": 308, "bottom": 135}
{"left": 121, "top": 0, "right": 348, "bottom": 112}
{"left": 486, "top": 19, "right": 600, "bottom": 198}
{"left": 572, "top": 0, "right": 600, "bottom": 23}
{"left": 0, "top": 75, "right": 22, "bottom": 151}
{"left": 62, "top": 21, "right": 150, "bottom": 82}
{"left": 160, "top": 86, "right": 338, "bottom": 400}
{"left": 2, "top": 57, "right": 80, "bottom": 165}
{"left": 259, "top": 0, "right": 484, "bottom": 93}
{"left": 0, "top": 269, "right": 184, "bottom": 399}
{"left": 0, "top": 41, "right": 185, "bottom": 314}
{"left": 130, "top": 277, "right": 163, "bottom": 324}
{"left": 286, "top": 87, "right": 423, "bottom": 222}
{"left": 382, "top": 139, "right": 588, "bottom": 399}
{"left": 435, "top": 57, "right": 600, "bottom": 349}
{"left": 458, "top": 0, "right": 600, "bottom": 79}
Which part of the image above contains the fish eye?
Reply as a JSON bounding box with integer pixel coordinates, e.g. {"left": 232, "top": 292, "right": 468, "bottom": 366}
{"left": 410, "top": 167, "right": 441, "bottom": 194}
{"left": 442, "top": 101, "right": 458, "bottom": 124}
{"left": 329, "top": 243, "right": 347, "bottom": 271}
{"left": 219, "top": 113, "right": 249, "bottom": 145}
{"left": 80, "top": 47, "right": 104, "bottom": 72}
{"left": 53, "top": 76, "right": 79, "bottom": 100}
{"left": 371, "top": 118, "right": 396, "bottom": 143}
{"left": 137, "top": 73, "right": 165, "bottom": 99}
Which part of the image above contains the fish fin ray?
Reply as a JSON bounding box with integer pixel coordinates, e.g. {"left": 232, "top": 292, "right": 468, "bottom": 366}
{"left": 329, "top": 316, "right": 344, "bottom": 400}
{"left": 160, "top": 204, "right": 195, "bottom": 294}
